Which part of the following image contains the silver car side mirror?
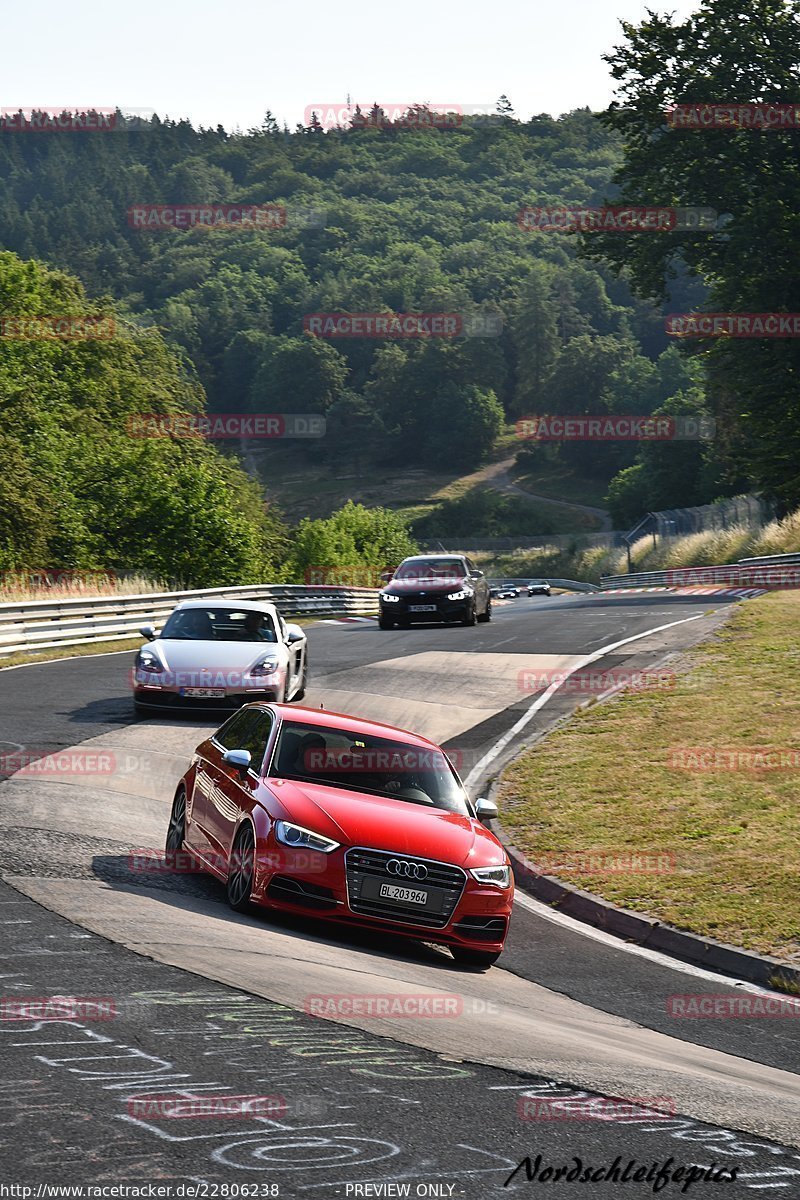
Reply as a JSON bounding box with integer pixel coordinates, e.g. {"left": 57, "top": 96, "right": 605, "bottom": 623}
{"left": 475, "top": 797, "right": 498, "bottom": 824}
{"left": 285, "top": 623, "right": 304, "bottom": 644}
{"left": 223, "top": 749, "right": 252, "bottom": 777}
{"left": 139, "top": 623, "right": 156, "bottom": 640}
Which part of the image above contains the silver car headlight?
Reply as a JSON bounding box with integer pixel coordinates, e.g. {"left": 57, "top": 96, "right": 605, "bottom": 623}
{"left": 250, "top": 656, "right": 280, "bottom": 677}
{"left": 470, "top": 864, "right": 511, "bottom": 888}
{"left": 136, "top": 650, "right": 163, "bottom": 674}
{"left": 275, "top": 821, "right": 340, "bottom": 853}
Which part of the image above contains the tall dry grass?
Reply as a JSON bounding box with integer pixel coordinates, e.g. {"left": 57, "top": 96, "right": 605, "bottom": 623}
{"left": 478, "top": 504, "right": 800, "bottom": 584}
{"left": 0, "top": 572, "right": 169, "bottom": 604}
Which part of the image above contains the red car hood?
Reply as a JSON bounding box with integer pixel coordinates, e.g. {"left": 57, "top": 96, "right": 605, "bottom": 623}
{"left": 264, "top": 779, "right": 506, "bottom": 869}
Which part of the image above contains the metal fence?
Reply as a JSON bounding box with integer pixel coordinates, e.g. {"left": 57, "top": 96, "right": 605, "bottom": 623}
{"left": 649, "top": 495, "right": 773, "bottom": 538}
{"left": 0, "top": 584, "right": 379, "bottom": 658}
{"left": 417, "top": 534, "right": 624, "bottom": 552}
{"left": 600, "top": 552, "right": 800, "bottom": 590}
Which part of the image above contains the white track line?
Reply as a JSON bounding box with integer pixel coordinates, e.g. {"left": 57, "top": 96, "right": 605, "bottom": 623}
{"left": 463, "top": 612, "right": 706, "bottom": 790}
{"left": 458, "top": 609, "right": 797, "bottom": 987}
{"left": 514, "top": 890, "right": 800, "bottom": 1001}
{"left": 0, "top": 647, "right": 136, "bottom": 672}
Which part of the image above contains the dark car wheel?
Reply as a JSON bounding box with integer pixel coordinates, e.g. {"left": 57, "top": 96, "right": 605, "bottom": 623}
{"left": 378, "top": 617, "right": 394, "bottom": 630}
{"left": 477, "top": 598, "right": 492, "bottom": 623}
{"left": 165, "top": 786, "right": 187, "bottom": 866}
{"left": 227, "top": 824, "right": 256, "bottom": 912}
{"left": 461, "top": 603, "right": 477, "bottom": 627}
{"left": 450, "top": 947, "right": 501, "bottom": 969}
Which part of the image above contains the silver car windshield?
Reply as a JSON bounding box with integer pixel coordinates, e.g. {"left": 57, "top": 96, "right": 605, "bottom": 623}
{"left": 160, "top": 608, "right": 278, "bottom": 642}
{"left": 269, "top": 721, "right": 471, "bottom": 815}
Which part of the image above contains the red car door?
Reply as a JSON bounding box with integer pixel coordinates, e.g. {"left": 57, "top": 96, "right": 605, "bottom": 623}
{"left": 203, "top": 707, "right": 276, "bottom": 867}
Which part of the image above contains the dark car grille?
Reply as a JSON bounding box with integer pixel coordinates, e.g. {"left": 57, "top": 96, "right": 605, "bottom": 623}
{"left": 345, "top": 847, "right": 466, "bottom": 929}
{"left": 453, "top": 915, "right": 508, "bottom": 942}
{"left": 266, "top": 875, "right": 339, "bottom": 910}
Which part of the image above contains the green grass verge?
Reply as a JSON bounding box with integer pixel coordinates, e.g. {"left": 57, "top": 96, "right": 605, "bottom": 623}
{"left": 496, "top": 591, "right": 800, "bottom": 964}
{"left": 0, "top": 637, "right": 144, "bottom": 669}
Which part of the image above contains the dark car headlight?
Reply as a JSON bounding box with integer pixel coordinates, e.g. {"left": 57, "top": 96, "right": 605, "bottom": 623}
{"left": 446, "top": 588, "right": 472, "bottom": 601}
{"left": 380, "top": 592, "right": 400, "bottom": 603}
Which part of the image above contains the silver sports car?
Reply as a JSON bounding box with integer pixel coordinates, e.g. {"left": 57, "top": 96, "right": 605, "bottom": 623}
{"left": 132, "top": 598, "right": 308, "bottom": 713}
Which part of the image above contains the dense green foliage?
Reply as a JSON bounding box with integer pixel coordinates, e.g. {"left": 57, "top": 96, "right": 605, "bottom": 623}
{"left": 4, "top": 5, "right": 796, "bottom": 579}
{"left": 586, "top": 0, "right": 800, "bottom": 513}
{"left": 0, "top": 252, "right": 287, "bottom": 583}
{"left": 0, "top": 105, "right": 704, "bottom": 499}
{"left": 289, "top": 501, "right": 418, "bottom": 581}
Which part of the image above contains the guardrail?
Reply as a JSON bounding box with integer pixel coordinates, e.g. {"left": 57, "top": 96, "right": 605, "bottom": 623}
{"left": 488, "top": 577, "right": 599, "bottom": 593}
{"left": 600, "top": 552, "right": 800, "bottom": 590}
{"left": 0, "top": 585, "right": 379, "bottom": 658}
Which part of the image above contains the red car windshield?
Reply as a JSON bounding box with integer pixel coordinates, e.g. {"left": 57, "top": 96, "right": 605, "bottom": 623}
{"left": 270, "top": 721, "right": 471, "bottom": 815}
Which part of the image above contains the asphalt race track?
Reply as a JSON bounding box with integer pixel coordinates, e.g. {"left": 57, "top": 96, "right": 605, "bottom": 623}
{"left": 2, "top": 591, "right": 800, "bottom": 1197}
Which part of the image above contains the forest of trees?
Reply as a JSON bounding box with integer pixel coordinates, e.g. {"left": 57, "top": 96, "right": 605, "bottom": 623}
{"left": 2, "top": 0, "right": 797, "bottom": 580}
{"left": 0, "top": 104, "right": 716, "bottom": 526}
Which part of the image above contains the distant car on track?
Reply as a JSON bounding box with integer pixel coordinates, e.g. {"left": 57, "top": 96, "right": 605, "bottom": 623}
{"left": 490, "top": 584, "right": 519, "bottom": 599}
{"left": 166, "top": 703, "right": 513, "bottom": 967}
{"left": 132, "top": 599, "right": 307, "bottom": 713}
{"left": 378, "top": 554, "right": 491, "bottom": 628}
{"left": 527, "top": 580, "right": 551, "bottom": 596}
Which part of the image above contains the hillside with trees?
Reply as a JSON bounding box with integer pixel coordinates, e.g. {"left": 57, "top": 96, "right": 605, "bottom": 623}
{"left": 0, "top": 106, "right": 720, "bottom": 530}
{"left": 2, "top": 1, "right": 797, "bottom": 581}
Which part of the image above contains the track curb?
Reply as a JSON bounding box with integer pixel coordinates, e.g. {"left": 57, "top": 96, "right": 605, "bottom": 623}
{"left": 496, "top": 826, "right": 800, "bottom": 993}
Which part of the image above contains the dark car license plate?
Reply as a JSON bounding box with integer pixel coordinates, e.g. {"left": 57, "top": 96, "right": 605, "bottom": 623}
{"left": 360, "top": 876, "right": 445, "bottom": 912}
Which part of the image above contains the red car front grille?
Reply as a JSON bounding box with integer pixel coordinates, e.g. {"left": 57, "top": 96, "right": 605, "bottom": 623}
{"left": 345, "top": 847, "right": 466, "bottom": 929}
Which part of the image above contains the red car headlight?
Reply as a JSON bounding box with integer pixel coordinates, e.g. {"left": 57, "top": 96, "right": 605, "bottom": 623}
{"left": 469, "top": 865, "right": 511, "bottom": 888}
{"left": 275, "top": 820, "right": 340, "bottom": 854}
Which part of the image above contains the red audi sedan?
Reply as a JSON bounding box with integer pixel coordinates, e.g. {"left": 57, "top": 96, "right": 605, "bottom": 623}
{"left": 167, "top": 703, "right": 513, "bottom": 967}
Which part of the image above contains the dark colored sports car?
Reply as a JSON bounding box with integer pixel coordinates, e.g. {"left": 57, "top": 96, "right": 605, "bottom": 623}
{"left": 378, "top": 554, "right": 491, "bottom": 628}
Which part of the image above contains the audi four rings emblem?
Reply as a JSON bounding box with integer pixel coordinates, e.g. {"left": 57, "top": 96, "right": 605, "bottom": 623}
{"left": 387, "top": 859, "right": 428, "bottom": 880}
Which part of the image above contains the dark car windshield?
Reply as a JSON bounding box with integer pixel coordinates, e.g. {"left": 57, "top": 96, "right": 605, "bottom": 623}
{"left": 269, "top": 721, "right": 471, "bottom": 815}
{"left": 394, "top": 558, "right": 465, "bottom": 583}
{"left": 160, "top": 608, "right": 277, "bottom": 642}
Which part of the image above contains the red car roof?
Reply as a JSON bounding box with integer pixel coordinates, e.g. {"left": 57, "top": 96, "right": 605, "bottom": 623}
{"left": 265, "top": 703, "right": 439, "bottom": 749}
